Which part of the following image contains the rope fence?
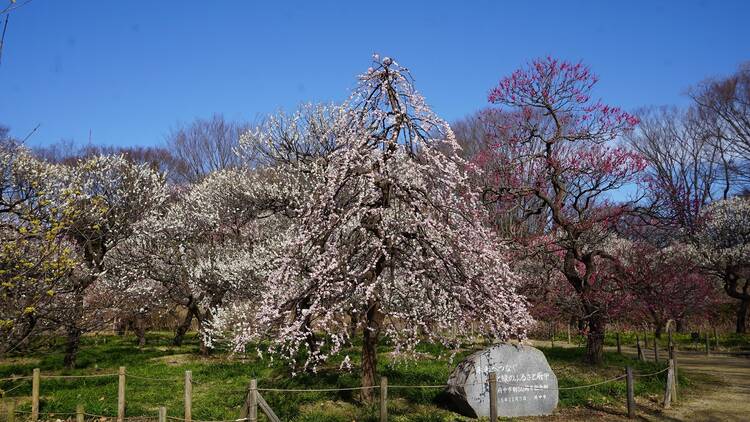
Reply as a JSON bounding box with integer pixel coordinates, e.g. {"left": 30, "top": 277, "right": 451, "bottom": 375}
{"left": 39, "top": 373, "right": 119, "bottom": 380}
{"left": 0, "top": 360, "right": 676, "bottom": 422}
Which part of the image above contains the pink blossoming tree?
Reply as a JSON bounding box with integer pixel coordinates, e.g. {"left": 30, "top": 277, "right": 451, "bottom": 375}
{"left": 481, "top": 57, "right": 644, "bottom": 363}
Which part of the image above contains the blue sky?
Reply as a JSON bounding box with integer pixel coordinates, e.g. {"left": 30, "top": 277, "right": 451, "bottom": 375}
{"left": 1, "top": 0, "right": 749, "bottom": 148}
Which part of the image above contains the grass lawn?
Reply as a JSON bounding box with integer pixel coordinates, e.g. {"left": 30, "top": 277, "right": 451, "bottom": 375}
{"left": 0, "top": 332, "right": 696, "bottom": 421}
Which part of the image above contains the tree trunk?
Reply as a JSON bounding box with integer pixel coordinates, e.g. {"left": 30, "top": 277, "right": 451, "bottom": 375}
{"left": 349, "top": 310, "right": 359, "bottom": 341}
{"left": 135, "top": 315, "right": 147, "bottom": 347}
{"left": 114, "top": 318, "right": 127, "bottom": 336}
{"left": 654, "top": 324, "right": 663, "bottom": 339}
{"left": 361, "top": 301, "right": 384, "bottom": 403}
{"left": 63, "top": 326, "right": 82, "bottom": 369}
{"left": 585, "top": 313, "right": 605, "bottom": 365}
{"left": 173, "top": 310, "right": 193, "bottom": 346}
{"left": 676, "top": 319, "right": 685, "bottom": 333}
{"left": 63, "top": 292, "right": 86, "bottom": 369}
{"left": 737, "top": 299, "right": 748, "bottom": 334}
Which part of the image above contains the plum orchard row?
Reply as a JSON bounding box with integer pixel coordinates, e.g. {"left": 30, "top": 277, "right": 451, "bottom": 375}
{"left": 0, "top": 363, "right": 676, "bottom": 422}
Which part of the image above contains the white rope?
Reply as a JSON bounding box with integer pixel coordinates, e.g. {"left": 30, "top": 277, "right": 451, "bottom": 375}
{"left": 41, "top": 373, "right": 118, "bottom": 379}
{"left": 258, "top": 385, "right": 377, "bottom": 392}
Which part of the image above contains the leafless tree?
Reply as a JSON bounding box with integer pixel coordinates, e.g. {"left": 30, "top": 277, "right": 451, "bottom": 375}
{"left": 165, "top": 114, "right": 250, "bottom": 183}
{"left": 626, "top": 106, "right": 735, "bottom": 234}
{"left": 690, "top": 62, "right": 750, "bottom": 188}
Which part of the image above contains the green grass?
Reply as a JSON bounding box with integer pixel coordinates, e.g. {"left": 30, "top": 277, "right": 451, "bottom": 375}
{"left": 0, "top": 332, "right": 691, "bottom": 421}
{"left": 545, "top": 329, "right": 750, "bottom": 353}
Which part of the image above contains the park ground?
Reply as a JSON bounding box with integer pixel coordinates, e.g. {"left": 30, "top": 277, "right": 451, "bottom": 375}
{"left": 0, "top": 332, "right": 747, "bottom": 421}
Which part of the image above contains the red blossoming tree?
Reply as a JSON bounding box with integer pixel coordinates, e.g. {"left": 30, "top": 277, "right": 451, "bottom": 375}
{"left": 612, "top": 240, "right": 718, "bottom": 337}
{"left": 480, "top": 57, "right": 644, "bottom": 363}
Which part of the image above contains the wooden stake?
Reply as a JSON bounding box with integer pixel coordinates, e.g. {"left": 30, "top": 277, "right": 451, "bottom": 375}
{"left": 248, "top": 379, "right": 258, "bottom": 422}
{"left": 489, "top": 372, "right": 498, "bottom": 422}
{"left": 626, "top": 366, "right": 635, "bottom": 419}
{"left": 636, "top": 335, "right": 643, "bottom": 361}
{"left": 670, "top": 358, "right": 678, "bottom": 403}
{"left": 184, "top": 370, "right": 192, "bottom": 422}
{"left": 654, "top": 336, "right": 659, "bottom": 363}
{"left": 616, "top": 332, "right": 621, "bottom": 354}
{"left": 664, "top": 359, "right": 675, "bottom": 408}
{"left": 31, "top": 368, "right": 40, "bottom": 422}
{"left": 550, "top": 322, "right": 555, "bottom": 348}
{"left": 76, "top": 404, "right": 84, "bottom": 422}
{"left": 118, "top": 366, "right": 126, "bottom": 422}
{"left": 713, "top": 327, "right": 719, "bottom": 350}
{"left": 705, "top": 333, "right": 710, "bottom": 356}
{"left": 158, "top": 406, "right": 166, "bottom": 422}
{"left": 7, "top": 400, "right": 15, "bottom": 422}
{"left": 671, "top": 345, "right": 679, "bottom": 389}
{"left": 256, "top": 392, "right": 280, "bottom": 422}
{"left": 567, "top": 324, "right": 571, "bottom": 344}
{"left": 668, "top": 328, "right": 673, "bottom": 352}
{"left": 380, "top": 376, "right": 388, "bottom": 422}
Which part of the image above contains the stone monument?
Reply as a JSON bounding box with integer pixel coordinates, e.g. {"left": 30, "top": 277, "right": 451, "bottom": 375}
{"left": 442, "top": 343, "right": 558, "bottom": 418}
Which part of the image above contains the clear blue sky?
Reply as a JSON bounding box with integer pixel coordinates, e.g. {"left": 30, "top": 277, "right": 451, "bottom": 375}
{"left": 2, "top": 0, "right": 749, "bottom": 148}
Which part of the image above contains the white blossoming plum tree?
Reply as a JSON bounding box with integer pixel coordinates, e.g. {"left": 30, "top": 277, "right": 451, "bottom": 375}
{"left": 110, "top": 168, "right": 285, "bottom": 353}
{"left": 215, "top": 57, "right": 532, "bottom": 401}
{"left": 51, "top": 155, "right": 168, "bottom": 367}
{"left": 696, "top": 197, "right": 750, "bottom": 333}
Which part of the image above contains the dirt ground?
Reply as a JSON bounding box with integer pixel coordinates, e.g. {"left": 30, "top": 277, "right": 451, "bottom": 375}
{"left": 654, "top": 350, "right": 750, "bottom": 422}
{"left": 521, "top": 341, "right": 750, "bottom": 422}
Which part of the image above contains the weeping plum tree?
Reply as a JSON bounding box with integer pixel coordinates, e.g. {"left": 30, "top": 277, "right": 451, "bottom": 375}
{"left": 479, "top": 57, "right": 643, "bottom": 364}
{"left": 212, "top": 56, "right": 531, "bottom": 401}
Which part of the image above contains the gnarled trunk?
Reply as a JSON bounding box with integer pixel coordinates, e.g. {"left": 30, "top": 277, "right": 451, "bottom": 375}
{"left": 737, "top": 299, "right": 748, "bottom": 334}
{"left": 724, "top": 273, "right": 749, "bottom": 334}
{"left": 584, "top": 312, "right": 605, "bottom": 365}
{"left": 361, "top": 301, "right": 384, "bottom": 403}
{"left": 173, "top": 309, "right": 194, "bottom": 346}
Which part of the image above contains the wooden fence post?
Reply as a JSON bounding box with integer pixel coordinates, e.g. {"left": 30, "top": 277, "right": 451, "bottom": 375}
{"left": 118, "top": 366, "right": 126, "bottom": 422}
{"left": 248, "top": 379, "right": 258, "bottom": 422}
{"left": 636, "top": 335, "right": 643, "bottom": 361}
{"left": 654, "top": 336, "right": 659, "bottom": 363}
{"left": 184, "top": 370, "right": 192, "bottom": 422}
{"left": 380, "top": 376, "right": 388, "bottom": 422}
{"left": 7, "top": 400, "right": 15, "bottom": 422}
{"left": 713, "top": 327, "right": 719, "bottom": 350}
{"left": 626, "top": 366, "right": 635, "bottom": 419}
{"left": 158, "top": 406, "right": 166, "bottom": 422}
{"left": 488, "top": 372, "right": 498, "bottom": 422}
{"left": 671, "top": 358, "right": 678, "bottom": 403}
{"left": 567, "top": 324, "right": 571, "bottom": 344}
{"left": 31, "top": 368, "right": 40, "bottom": 422}
{"left": 668, "top": 328, "right": 673, "bottom": 352}
{"left": 670, "top": 345, "right": 679, "bottom": 389}
{"left": 550, "top": 322, "right": 555, "bottom": 348}
{"left": 664, "top": 359, "right": 675, "bottom": 409}
{"left": 705, "top": 333, "right": 710, "bottom": 356}
{"left": 616, "top": 332, "right": 621, "bottom": 354}
{"left": 76, "top": 404, "right": 84, "bottom": 422}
